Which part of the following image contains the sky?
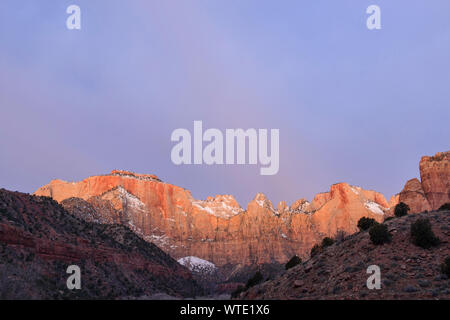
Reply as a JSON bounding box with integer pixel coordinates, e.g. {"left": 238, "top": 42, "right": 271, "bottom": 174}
{"left": 1, "top": 0, "right": 449, "bottom": 207}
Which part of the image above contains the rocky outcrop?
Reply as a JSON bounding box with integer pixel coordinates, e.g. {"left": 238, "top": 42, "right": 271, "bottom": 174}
{"left": 0, "top": 189, "right": 202, "bottom": 299}
{"left": 35, "top": 171, "right": 390, "bottom": 266}
{"left": 420, "top": 151, "right": 450, "bottom": 210}
{"left": 398, "top": 179, "right": 432, "bottom": 213}
{"left": 397, "top": 151, "right": 449, "bottom": 213}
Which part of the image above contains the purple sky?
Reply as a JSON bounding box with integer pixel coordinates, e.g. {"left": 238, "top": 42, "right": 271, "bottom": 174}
{"left": 1, "top": 0, "right": 449, "bottom": 207}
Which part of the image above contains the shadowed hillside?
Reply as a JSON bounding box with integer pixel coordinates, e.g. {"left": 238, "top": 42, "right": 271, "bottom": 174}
{"left": 0, "top": 189, "right": 202, "bottom": 299}
{"left": 240, "top": 210, "right": 450, "bottom": 300}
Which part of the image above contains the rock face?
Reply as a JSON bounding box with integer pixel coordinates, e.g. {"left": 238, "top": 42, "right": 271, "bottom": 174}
{"left": 396, "top": 151, "right": 449, "bottom": 213}
{"left": 398, "top": 179, "right": 432, "bottom": 214}
{"left": 420, "top": 151, "right": 450, "bottom": 210}
{"left": 0, "top": 188, "right": 202, "bottom": 299}
{"left": 309, "top": 184, "right": 388, "bottom": 236}
{"left": 35, "top": 170, "right": 390, "bottom": 266}
{"left": 241, "top": 210, "right": 450, "bottom": 300}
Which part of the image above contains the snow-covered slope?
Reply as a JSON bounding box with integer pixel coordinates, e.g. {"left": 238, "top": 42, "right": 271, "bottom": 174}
{"left": 177, "top": 256, "right": 217, "bottom": 274}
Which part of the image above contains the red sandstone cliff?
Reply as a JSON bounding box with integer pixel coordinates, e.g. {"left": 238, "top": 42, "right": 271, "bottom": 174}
{"left": 34, "top": 171, "right": 389, "bottom": 266}
{"left": 33, "top": 151, "right": 449, "bottom": 267}
{"left": 395, "top": 151, "right": 449, "bottom": 213}
{"left": 420, "top": 151, "right": 450, "bottom": 210}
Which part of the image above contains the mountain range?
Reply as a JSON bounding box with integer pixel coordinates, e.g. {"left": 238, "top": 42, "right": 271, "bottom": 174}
{"left": 34, "top": 151, "right": 449, "bottom": 267}
{"left": 0, "top": 150, "right": 448, "bottom": 299}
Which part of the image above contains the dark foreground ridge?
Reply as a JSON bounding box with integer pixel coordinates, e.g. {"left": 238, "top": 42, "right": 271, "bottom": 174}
{"left": 0, "top": 189, "right": 202, "bottom": 299}
{"left": 240, "top": 210, "right": 450, "bottom": 300}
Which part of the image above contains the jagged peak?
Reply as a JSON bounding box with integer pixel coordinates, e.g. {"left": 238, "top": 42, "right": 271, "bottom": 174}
{"left": 253, "top": 192, "right": 268, "bottom": 201}
{"left": 250, "top": 193, "right": 277, "bottom": 213}
{"left": 289, "top": 198, "right": 311, "bottom": 213}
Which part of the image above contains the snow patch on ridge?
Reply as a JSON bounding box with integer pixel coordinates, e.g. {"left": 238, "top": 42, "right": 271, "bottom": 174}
{"left": 193, "top": 202, "right": 215, "bottom": 215}
{"left": 256, "top": 200, "right": 265, "bottom": 207}
{"left": 115, "top": 186, "right": 146, "bottom": 212}
{"left": 192, "top": 200, "right": 243, "bottom": 219}
{"left": 364, "top": 200, "right": 385, "bottom": 215}
{"left": 350, "top": 186, "right": 361, "bottom": 195}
